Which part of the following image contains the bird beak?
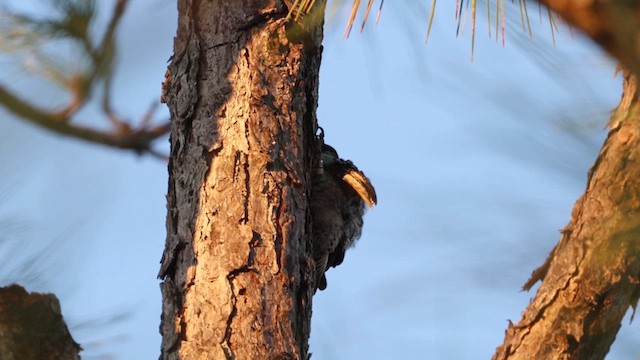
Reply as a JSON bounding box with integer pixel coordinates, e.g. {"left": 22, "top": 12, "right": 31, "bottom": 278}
{"left": 342, "top": 170, "right": 377, "bottom": 208}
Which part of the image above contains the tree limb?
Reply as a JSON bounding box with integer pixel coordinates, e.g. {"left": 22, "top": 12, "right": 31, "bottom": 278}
{"left": 538, "top": 0, "right": 640, "bottom": 76}
{"left": 493, "top": 70, "right": 640, "bottom": 360}
{"left": 0, "top": 284, "right": 80, "bottom": 360}
{"left": 0, "top": 83, "right": 169, "bottom": 154}
{"left": 0, "top": 0, "right": 169, "bottom": 156}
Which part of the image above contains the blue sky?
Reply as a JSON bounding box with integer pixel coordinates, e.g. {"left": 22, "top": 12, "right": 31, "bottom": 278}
{"left": 0, "top": 1, "right": 633, "bottom": 359}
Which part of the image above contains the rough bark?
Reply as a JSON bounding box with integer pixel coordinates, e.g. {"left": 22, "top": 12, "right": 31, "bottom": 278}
{"left": 158, "top": 1, "right": 325, "bottom": 359}
{"left": 0, "top": 284, "right": 80, "bottom": 360}
{"left": 538, "top": 0, "right": 640, "bottom": 76}
{"left": 493, "top": 71, "right": 640, "bottom": 359}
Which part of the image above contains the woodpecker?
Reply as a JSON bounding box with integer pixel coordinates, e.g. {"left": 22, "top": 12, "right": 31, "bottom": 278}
{"left": 311, "top": 143, "right": 377, "bottom": 291}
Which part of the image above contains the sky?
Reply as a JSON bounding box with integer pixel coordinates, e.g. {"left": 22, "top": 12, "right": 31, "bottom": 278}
{"left": 0, "top": 1, "right": 633, "bottom": 359}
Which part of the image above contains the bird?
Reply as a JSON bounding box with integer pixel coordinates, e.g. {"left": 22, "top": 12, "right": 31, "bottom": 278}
{"left": 311, "top": 143, "right": 377, "bottom": 292}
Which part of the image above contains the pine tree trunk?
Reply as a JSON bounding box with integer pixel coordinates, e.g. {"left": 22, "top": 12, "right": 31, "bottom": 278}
{"left": 158, "top": 1, "right": 325, "bottom": 358}
{"left": 493, "top": 71, "right": 640, "bottom": 359}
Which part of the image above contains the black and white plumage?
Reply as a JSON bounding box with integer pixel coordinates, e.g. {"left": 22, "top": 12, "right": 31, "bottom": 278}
{"left": 311, "top": 144, "right": 377, "bottom": 292}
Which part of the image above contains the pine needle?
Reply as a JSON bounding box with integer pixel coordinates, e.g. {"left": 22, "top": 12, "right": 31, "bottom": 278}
{"left": 486, "top": 0, "right": 491, "bottom": 39}
{"left": 285, "top": 0, "right": 300, "bottom": 21}
{"left": 538, "top": 2, "right": 542, "bottom": 24}
{"left": 495, "top": 0, "right": 500, "bottom": 43}
{"left": 360, "top": 0, "right": 374, "bottom": 32}
{"left": 551, "top": 12, "right": 560, "bottom": 33}
{"left": 523, "top": 0, "right": 532, "bottom": 40}
{"left": 305, "top": 0, "right": 317, "bottom": 14}
{"left": 456, "top": 0, "right": 465, "bottom": 37}
{"left": 325, "top": 0, "right": 341, "bottom": 28}
{"left": 425, "top": 0, "right": 437, "bottom": 43}
{"left": 568, "top": 24, "right": 574, "bottom": 39}
{"left": 294, "top": 0, "right": 307, "bottom": 20}
{"left": 286, "top": 0, "right": 317, "bottom": 21}
{"left": 518, "top": 0, "right": 525, "bottom": 33}
{"left": 501, "top": 0, "right": 505, "bottom": 47}
{"left": 471, "top": 0, "right": 476, "bottom": 61}
{"left": 548, "top": 6, "right": 556, "bottom": 47}
{"left": 344, "top": 0, "right": 360, "bottom": 38}
{"left": 458, "top": 1, "right": 469, "bottom": 38}
{"left": 375, "top": 0, "right": 383, "bottom": 25}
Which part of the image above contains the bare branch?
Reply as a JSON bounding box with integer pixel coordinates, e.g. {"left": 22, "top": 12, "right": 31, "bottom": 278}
{"left": 0, "top": 0, "right": 168, "bottom": 156}
{"left": 99, "top": 0, "right": 129, "bottom": 52}
{"left": 0, "top": 83, "right": 169, "bottom": 154}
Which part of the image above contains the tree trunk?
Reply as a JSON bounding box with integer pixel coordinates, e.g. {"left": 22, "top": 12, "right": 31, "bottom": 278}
{"left": 158, "top": 1, "right": 325, "bottom": 359}
{"left": 0, "top": 284, "right": 80, "bottom": 360}
{"left": 493, "top": 71, "right": 640, "bottom": 359}
{"left": 538, "top": 0, "right": 640, "bottom": 77}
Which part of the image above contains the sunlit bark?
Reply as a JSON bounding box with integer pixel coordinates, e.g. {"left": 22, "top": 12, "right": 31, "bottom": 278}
{"left": 158, "top": 1, "right": 325, "bottom": 358}
{"left": 494, "top": 71, "right": 640, "bottom": 360}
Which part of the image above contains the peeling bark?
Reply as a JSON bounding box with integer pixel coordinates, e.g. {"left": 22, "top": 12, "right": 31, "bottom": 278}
{"left": 159, "top": 1, "right": 325, "bottom": 359}
{"left": 493, "top": 71, "right": 640, "bottom": 359}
